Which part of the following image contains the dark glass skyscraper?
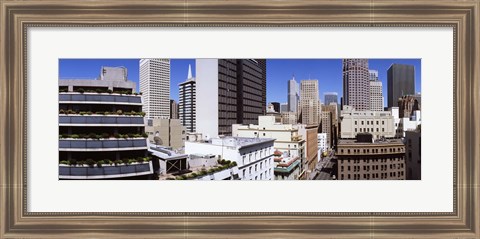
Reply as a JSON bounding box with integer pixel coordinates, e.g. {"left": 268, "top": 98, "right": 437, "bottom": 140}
{"left": 196, "top": 59, "right": 266, "bottom": 137}
{"left": 387, "top": 64, "right": 415, "bottom": 108}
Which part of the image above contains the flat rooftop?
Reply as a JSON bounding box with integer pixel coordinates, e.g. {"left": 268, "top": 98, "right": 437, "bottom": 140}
{"left": 338, "top": 138, "right": 403, "bottom": 145}
{"left": 148, "top": 144, "right": 187, "bottom": 160}
{"left": 210, "top": 137, "right": 275, "bottom": 148}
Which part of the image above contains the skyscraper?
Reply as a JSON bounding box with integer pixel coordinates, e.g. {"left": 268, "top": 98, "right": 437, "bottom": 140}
{"left": 369, "top": 69, "right": 384, "bottom": 111}
{"left": 342, "top": 59, "right": 370, "bottom": 111}
{"left": 170, "top": 99, "right": 178, "bottom": 119}
{"left": 324, "top": 92, "right": 338, "bottom": 106}
{"left": 287, "top": 76, "right": 300, "bottom": 113}
{"left": 280, "top": 103, "right": 288, "bottom": 113}
{"left": 139, "top": 59, "right": 170, "bottom": 119}
{"left": 270, "top": 102, "right": 280, "bottom": 113}
{"left": 300, "top": 80, "right": 320, "bottom": 125}
{"left": 387, "top": 64, "right": 415, "bottom": 108}
{"left": 369, "top": 69, "right": 379, "bottom": 81}
{"left": 179, "top": 64, "right": 196, "bottom": 133}
{"left": 196, "top": 59, "right": 266, "bottom": 137}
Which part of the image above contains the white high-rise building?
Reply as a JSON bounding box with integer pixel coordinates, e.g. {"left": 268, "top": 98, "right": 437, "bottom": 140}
{"left": 369, "top": 69, "right": 383, "bottom": 111}
{"left": 287, "top": 77, "right": 300, "bottom": 113}
{"left": 140, "top": 59, "right": 170, "bottom": 119}
{"left": 370, "top": 80, "right": 384, "bottom": 111}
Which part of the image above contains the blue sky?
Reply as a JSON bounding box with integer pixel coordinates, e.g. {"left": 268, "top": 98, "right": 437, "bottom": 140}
{"left": 59, "top": 59, "right": 421, "bottom": 105}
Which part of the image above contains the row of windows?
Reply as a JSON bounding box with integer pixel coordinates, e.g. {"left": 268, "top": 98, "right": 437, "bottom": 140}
{"left": 355, "top": 120, "right": 385, "bottom": 125}
{"left": 341, "top": 158, "right": 404, "bottom": 164}
{"left": 355, "top": 128, "right": 385, "bottom": 133}
{"left": 340, "top": 170, "right": 404, "bottom": 180}
{"left": 341, "top": 163, "right": 404, "bottom": 172}
{"left": 339, "top": 147, "right": 404, "bottom": 154}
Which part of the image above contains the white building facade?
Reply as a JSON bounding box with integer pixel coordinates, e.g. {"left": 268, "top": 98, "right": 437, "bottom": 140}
{"left": 390, "top": 107, "right": 421, "bottom": 137}
{"left": 317, "top": 133, "right": 327, "bottom": 160}
{"left": 139, "top": 59, "right": 170, "bottom": 119}
{"left": 340, "top": 106, "right": 395, "bottom": 139}
{"left": 369, "top": 80, "right": 384, "bottom": 111}
{"left": 185, "top": 137, "right": 275, "bottom": 180}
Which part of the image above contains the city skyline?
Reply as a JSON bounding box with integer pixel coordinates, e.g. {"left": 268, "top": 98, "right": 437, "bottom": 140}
{"left": 59, "top": 59, "right": 421, "bottom": 106}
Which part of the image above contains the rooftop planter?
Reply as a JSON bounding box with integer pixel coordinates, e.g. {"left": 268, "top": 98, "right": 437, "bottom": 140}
{"left": 59, "top": 109, "right": 145, "bottom": 117}
{"left": 59, "top": 133, "right": 148, "bottom": 140}
{"left": 59, "top": 115, "right": 145, "bottom": 125}
{"left": 173, "top": 162, "right": 237, "bottom": 180}
{"left": 59, "top": 156, "right": 152, "bottom": 167}
{"left": 60, "top": 88, "right": 142, "bottom": 95}
{"left": 273, "top": 150, "right": 283, "bottom": 157}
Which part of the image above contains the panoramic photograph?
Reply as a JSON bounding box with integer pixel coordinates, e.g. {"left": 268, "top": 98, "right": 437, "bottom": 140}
{"left": 58, "top": 58, "right": 421, "bottom": 180}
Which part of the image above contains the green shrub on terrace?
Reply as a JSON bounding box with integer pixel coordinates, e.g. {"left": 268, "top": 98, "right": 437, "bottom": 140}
{"left": 116, "top": 110, "right": 123, "bottom": 115}
{"left": 106, "top": 89, "right": 113, "bottom": 94}
{"left": 59, "top": 160, "right": 69, "bottom": 165}
{"left": 96, "top": 160, "right": 104, "bottom": 167}
{"left": 76, "top": 88, "right": 85, "bottom": 93}
{"left": 101, "top": 133, "right": 110, "bottom": 139}
{"left": 114, "top": 159, "right": 123, "bottom": 166}
{"left": 88, "top": 133, "right": 97, "bottom": 139}
{"left": 85, "top": 159, "right": 95, "bottom": 167}
{"left": 71, "top": 134, "right": 79, "bottom": 139}
{"left": 68, "top": 158, "right": 77, "bottom": 165}
{"left": 59, "top": 109, "right": 65, "bottom": 114}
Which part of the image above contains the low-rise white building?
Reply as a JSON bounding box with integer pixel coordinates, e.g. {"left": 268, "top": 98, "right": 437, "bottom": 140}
{"left": 317, "top": 133, "right": 327, "bottom": 160}
{"left": 185, "top": 136, "right": 275, "bottom": 180}
{"left": 340, "top": 105, "right": 395, "bottom": 139}
{"left": 390, "top": 107, "right": 421, "bottom": 137}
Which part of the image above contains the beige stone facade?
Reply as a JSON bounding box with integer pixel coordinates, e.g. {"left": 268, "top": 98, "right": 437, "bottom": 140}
{"left": 337, "top": 137, "right": 406, "bottom": 180}
{"left": 145, "top": 119, "right": 186, "bottom": 150}
{"left": 340, "top": 106, "right": 395, "bottom": 139}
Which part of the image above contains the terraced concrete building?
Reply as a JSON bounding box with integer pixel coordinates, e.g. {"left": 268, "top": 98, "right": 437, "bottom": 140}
{"left": 58, "top": 66, "right": 153, "bottom": 179}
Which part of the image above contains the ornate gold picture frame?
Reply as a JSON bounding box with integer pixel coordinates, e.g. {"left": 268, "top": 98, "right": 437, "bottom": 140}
{"left": 1, "top": 0, "right": 478, "bottom": 238}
